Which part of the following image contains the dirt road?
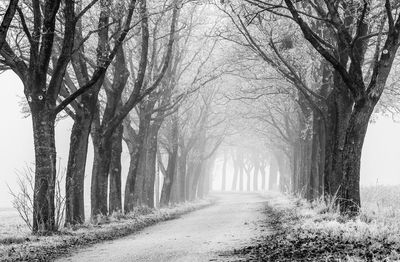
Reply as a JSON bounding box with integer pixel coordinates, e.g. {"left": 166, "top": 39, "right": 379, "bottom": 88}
{"left": 56, "top": 193, "right": 268, "bottom": 262}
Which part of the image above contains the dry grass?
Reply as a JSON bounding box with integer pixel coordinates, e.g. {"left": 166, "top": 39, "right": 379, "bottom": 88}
{"left": 234, "top": 187, "right": 400, "bottom": 261}
{"left": 0, "top": 208, "right": 30, "bottom": 245}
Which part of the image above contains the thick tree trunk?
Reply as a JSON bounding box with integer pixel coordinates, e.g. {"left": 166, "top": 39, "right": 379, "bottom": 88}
{"left": 340, "top": 102, "right": 374, "bottom": 215}
{"left": 32, "top": 108, "right": 57, "bottom": 232}
{"left": 309, "top": 112, "right": 326, "bottom": 200}
{"left": 91, "top": 133, "right": 112, "bottom": 219}
{"left": 109, "top": 124, "right": 123, "bottom": 213}
{"left": 144, "top": 133, "right": 158, "bottom": 208}
{"left": 124, "top": 108, "right": 150, "bottom": 210}
{"left": 190, "top": 161, "right": 203, "bottom": 200}
{"left": 186, "top": 160, "right": 195, "bottom": 200}
{"left": 197, "top": 166, "right": 206, "bottom": 199}
{"left": 324, "top": 83, "right": 353, "bottom": 198}
{"left": 124, "top": 142, "right": 139, "bottom": 212}
{"left": 160, "top": 150, "right": 178, "bottom": 206}
{"left": 123, "top": 122, "right": 140, "bottom": 213}
{"left": 178, "top": 153, "right": 187, "bottom": 201}
{"left": 160, "top": 117, "right": 179, "bottom": 206}
{"left": 65, "top": 112, "right": 91, "bottom": 225}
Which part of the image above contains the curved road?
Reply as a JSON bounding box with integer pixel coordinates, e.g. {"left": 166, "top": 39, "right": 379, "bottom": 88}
{"left": 56, "top": 193, "right": 268, "bottom": 262}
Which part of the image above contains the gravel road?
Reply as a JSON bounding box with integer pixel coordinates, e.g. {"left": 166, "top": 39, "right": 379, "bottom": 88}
{"left": 56, "top": 192, "right": 268, "bottom": 262}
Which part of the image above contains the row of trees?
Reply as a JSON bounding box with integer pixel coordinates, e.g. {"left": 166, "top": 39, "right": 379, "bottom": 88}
{"left": 219, "top": 148, "right": 279, "bottom": 192}
{"left": 0, "top": 0, "right": 227, "bottom": 233}
{"left": 2, "top": 0, "right": 400, "bottom": 233}
{"left": 217, "top": 0, "right": 400, "bottom": 216}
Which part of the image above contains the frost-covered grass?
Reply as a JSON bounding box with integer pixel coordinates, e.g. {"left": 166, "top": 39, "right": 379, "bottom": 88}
{"left": 361, "top": 185, "right": 400, "bottom": 225}
{"left": 0, "top": 199, "right": 214, "bottom": 262}
{"left": 235, "top": 187, "right": 400, "bottom": 261}
{"left": 0, "top": 207, "right": 30, "bottom": 245}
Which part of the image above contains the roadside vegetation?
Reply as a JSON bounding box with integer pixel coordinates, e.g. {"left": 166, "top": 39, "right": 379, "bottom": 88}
{"left": 0, "top": 199, "right": 213, "bottom": 262}
{"left": 232, "top": 188, "right": 400, "bottom": 262}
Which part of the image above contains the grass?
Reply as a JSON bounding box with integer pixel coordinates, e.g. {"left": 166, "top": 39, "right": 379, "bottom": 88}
{"left": 0, "top": 199, "right": 214, "bottom": 262}
{"left": 231, "top": 186, "right": 400, "bottom": 262}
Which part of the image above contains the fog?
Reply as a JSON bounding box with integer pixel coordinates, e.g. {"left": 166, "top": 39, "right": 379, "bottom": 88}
{"left": 0, "top": 70, "right": 399, "bottom": 208}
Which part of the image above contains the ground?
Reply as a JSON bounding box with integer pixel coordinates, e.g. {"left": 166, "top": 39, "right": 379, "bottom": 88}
{"left": 2, "top": 188, "right": 400, "bottom": 261}
{"left": 56, "top": 193, "right": 268, "bottom": 262}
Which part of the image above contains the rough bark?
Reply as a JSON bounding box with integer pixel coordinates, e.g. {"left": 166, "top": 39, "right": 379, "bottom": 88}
{"left": 65, "top": 111, "right": 91, "bottom": 225}
{"left": 160, "top": 117, "right": 179, "bottom": 206}
{"left": 109, "top": 123, "right": 123, "bottom": 213}
{"left": 32, "top": 107, "right": 57, "bottom": 232}
{"left": 340, "top": 101, "right": 374, "bottom": 215}
{"left": 90, "top": 130, "right": 112, "bottom": 218}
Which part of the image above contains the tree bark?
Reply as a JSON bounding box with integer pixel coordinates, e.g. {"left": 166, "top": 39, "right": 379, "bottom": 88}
{"left": 160, "top": 117, "right": 179, "bottom": 206}
{"left": 324, "top": 86, "right": 353, "bottom": 198}
{"left": 143, "top": 124, "right": 160, "bottom": 208}
{"left": 90, "top": 132, "right": 112, "bottom": 218}
{"left": 340, "top": 101, "right": 374, "bottom": 215}
{"left": 65, "top": 111, "right": 91, "bottom": 225}
{"left": 109, "top": 123, "right": 123, "bottom": 213}
{"left": 32, "top": 107, "right": 57, "bottom": 232}
{"left": 123, "top": 121, "right": 140, "bottom": 213}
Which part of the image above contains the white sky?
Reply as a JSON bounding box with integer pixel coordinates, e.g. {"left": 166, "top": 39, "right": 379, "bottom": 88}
{"left": 0, "top": 71, "right": 399, "bottom": 207}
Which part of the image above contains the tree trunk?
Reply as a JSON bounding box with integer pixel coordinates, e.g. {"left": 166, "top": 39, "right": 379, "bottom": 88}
{"left": 123, "top": 123, "right": 140, "bottom": 213}
{"left": 109, "top": 124, "right": 123, "bottom": 213}
{"left": 190, "top": 161, "right": 203, "bottom": 200}
{"left": 253, "top": 159, "right": 259, "bottom": 191}
{"left": 238, "top": 158, "right": 244, "bottom": 191}
{"left": 309, "top": 112, "right": 326, "bottom": 199}
{"left": 160, "top": 117, "right": 179, "bottom": 206}
{"left": 221, "top": 153, "right": 227, "bottom": 191}
{"left": 186, "top": 160, "right": 195, "bottom": 200}
{"left": 231, "top": 155, "right": 238, "bottom": 191}
{"left": 32, "top": 108, "right": 57, "bottom": 232}
{"left": 260, "top": 163, "right": 266, "bottom": 191}
{"left": 65, "top": 112, "right": 91, "bottom": 225}
{"left": 124, "top": 108, "right": 151, "bottom": 211}
{"left": 277, "top": 152, "right": 290, "bottom": 192}
{"left": 91, "top": 132, "right": 112, "bottom": 219}
{"left": 246, "top": 169, "right": 251, "bottom": 192}
{"left": 269, "top": 156, "right": 278, "bottom": 191}
{"left": 143, "top": 127, "right": 158, "bottom": 208}
{"left": 340, "top": 102, "right": 374, "bottom": 215}
{"left": 160, "top": 150, "right": 178, "bottom": 206}
{"left": 178, "top": 152, "right": 187, "bottom": 201}
{"left": 324, "top": 81, "right": 353, "bottom": 198}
